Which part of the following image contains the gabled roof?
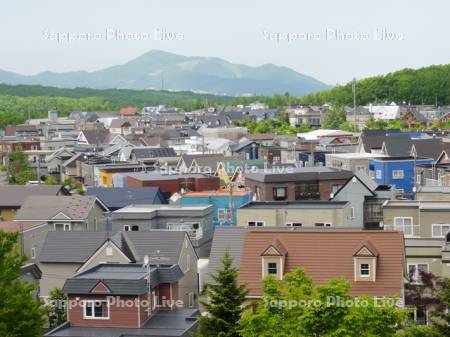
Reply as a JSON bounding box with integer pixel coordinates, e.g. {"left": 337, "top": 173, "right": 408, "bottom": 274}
{"left": 382, "top": 136, "right": 413, "bottom": 156}
{"left": 353, "top": 240, "right": 379, "bottom": 257}
{"left": 122, "top": 231, "right": 191, "bottom": 264}
{"left": 0, "top": 185, "right": 65, "bottom": 207}
{"left": 109, "top": 118, "right": 138, "bottom": 128}
{"left": 86, "top": 187, "right": 165, "bottom": 210}
{"left": 15, "top": 195, "right": 104, "bottom": 221}
{"left": 38, "top": 232, "right": 111, "bottom": 263}
{"left": 260, "top": 239, "right": 287, "bottom": 256}
{"left": 62, "top": 263, "right": 184, "bottom": 295}
{"left": 79, "top": 129, "right": 110, "bottom": 145}
{"left": 359, "top": 129, "right": 406, "bottom": 152}
{"left": 245, "top": 167, "right": 353, "bottom": 183}
{"left": 230, "top": 140, "right": 259, "bottom": 152}
{"left": 331, "top": 174, "right": 377, "bottom": 199}
{"left": 210, "top": 228, "right": 404, "bottom": 297}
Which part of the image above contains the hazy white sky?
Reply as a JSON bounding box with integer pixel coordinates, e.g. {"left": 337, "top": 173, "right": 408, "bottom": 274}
{"left": 1, "top": 0, "right": 449, "bottom": 84}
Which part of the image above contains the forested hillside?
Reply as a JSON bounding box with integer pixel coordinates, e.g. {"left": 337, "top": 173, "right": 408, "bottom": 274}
{"left": 299, "top": 64, "right": 450, "bottom": 106}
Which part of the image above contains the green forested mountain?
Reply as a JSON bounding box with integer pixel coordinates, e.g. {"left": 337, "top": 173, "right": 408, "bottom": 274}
{"left": 0, "top": 50, "right": 329, "bottom": 96}
{"left": 299, "top": 64, "right": 450, "bottom": 106}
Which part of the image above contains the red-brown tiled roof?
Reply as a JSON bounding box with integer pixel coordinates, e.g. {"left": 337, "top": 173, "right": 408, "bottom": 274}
{"left": 237, "top": 229, "right": 404, "bottom": 297}
{"left": 0, "top": 221, "right": 46, "bottom": 233}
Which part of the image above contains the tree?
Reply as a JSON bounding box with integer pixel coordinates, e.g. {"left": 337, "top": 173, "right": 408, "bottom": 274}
{"left": 239, "top": 268, "right": 405, "bottom": 337}
{"left": 196, "top": 251, "right": 248, "bottom": 337}
{"left": 322, "top": 106, "right": 347, "bottom": 129}
{"left": 44, "top": 176, "right": 57, "bottom": 185}
{"left": 7, "top": 146, "right": 37, "bottom": 185}
{"left": 431, "top": 278, "right": 450, "bottom": 336}
{"left": 0, "top": 231, "right": 45, "bottom": 336}
{"left": 46, "top": 288, "right": 67, "bottom": 329}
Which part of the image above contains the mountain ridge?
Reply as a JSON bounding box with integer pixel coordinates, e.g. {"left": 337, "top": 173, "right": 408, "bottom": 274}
{"left": 0, "top": 50, "right": 329, "bottom": 96}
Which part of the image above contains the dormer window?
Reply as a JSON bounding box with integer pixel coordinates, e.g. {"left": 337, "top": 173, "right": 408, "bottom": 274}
{"left": 353, "top": 240, "right": 378, "bottom": 282}
{"left": 260, "top": 239, "right": 287, "bottom": 280}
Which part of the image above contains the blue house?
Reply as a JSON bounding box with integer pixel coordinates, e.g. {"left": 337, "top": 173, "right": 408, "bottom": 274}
{"left": 369, "top": 157, "right": 433, "bottom": 193}
{"left": 180, "top": 189, "right": 253, "bottom": 227}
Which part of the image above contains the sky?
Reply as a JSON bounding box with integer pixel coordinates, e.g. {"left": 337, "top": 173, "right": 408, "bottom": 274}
{"left": 1, "top": 0, "right": 449, "bottom": 85}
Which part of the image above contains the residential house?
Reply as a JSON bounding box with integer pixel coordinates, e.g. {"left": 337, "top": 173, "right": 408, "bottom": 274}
{"left": 297, "top": 129, "right": 354, "bottom": 141}
{"left": 4, "top": 124, "right": 42, "bottom": 138}
{"left": 331, "top": 174, "right": 396, "bottom": 228}
{"left": 229, "top": 140, "right": 260, "bottom": 160}
{"left": 37, "top": 231, "right": 130, "bottom": 298}
{"left": 325, "top": 152, "right": 386, "bottom": 176}
{"left": 77, "top": 128, "right": 111, "bottom": 147}
{"left": 0, "top": 139, "right": 41, "bottom": 165}
{"left": 119, "top": 147, "right": 178, "bottom": 164}
{"left": 208, "top": 228, "right": 405, "bottom": 302}
{"left": 416, "top": 186, "right": 450, "bottom": 201}
{"left": 197, "top": 125, "right": 248, "bottom": 143}
{"left": 91, "top": 162, "right": 155, "bottom": 187}
{"left": 109, "top": 118, "right": 139, "bottom": 135}
{"left": 357, "top": 129, "right": 407, "bottom": 153}
{"left": 382, "top": 199, "right": 450, "bottom": 322}
{"left": 176, "top": 154, "right": 225, "bottom": 174}
{"left": 287, "top": 106, "right": 322, "bottom": 128}
{"left": 236, "top": 200, "right": 351, "bottom": 228}
{"left": 369, "top": 157, "right": 433, "bottom": 194}
{"left": 180, "top": 189, "right": 253, "bottom": 227}
{"left": 86, "top": 187, "right": 166, "bottom": 211}
{"left": 111, "top": 204, "right": 213, "bottom": 257}
{"left": 0, "top": 185, "right": 67, "bottom": 221}
{"left": 215, "top": 159, "right": 267, "bottom": 186}
{"left": 46, "top": 148, "right": 75, "bottom": 179}
{"left": 126, "top": 172, "right": 220, "bottom": 195}
{"left": 243, "top": 133, "right": 277, "bottom": 147}
{"left": 45, "top": 264, "right": 198, "bottom": 337}
{"left": 402, "top": 107, "right": 428, "bottom": 128}
{"left": 367, "top": 103, "right": 405, "bottom": 121}
{"left": 345, "top": 106, "right": 372, "bottom": 130}
{"left": 245, "top": 167, "right": 353, "bottom": 202}
{"left": 15, "top": 195, "right": 108, "bottom": 233}
{"left": 119, "top": 106, "right": 140, "bottom": 117}
{"left": 20, "top": 263, "right": 42, "bottom": 300}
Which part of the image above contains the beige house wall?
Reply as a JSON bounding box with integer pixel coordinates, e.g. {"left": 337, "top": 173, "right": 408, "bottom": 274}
{"left": 237, "top": 206, "right": 350, "bottom": 227}
{"left": 383, "top": 207, "right": 450, "bottom": 238}
{"left": 177, "top": 235, "right": 199, "bottom": 308}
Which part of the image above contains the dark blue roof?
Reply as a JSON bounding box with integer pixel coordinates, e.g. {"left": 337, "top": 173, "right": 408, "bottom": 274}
{"left": 86, "top": 187, "right": 165, "bottom": 210}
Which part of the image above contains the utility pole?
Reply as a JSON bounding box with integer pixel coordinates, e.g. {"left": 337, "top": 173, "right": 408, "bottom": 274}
{"left": 352, "top": 78, "right": 357, "bottom": 122}
{"left": 228, "top": 182, "right": 234, "bottom": 225}
{"left": 161, "top": 71, "right": 165, "bottom": 90}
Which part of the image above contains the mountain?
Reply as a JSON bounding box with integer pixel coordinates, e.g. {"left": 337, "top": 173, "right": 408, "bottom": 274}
{"left": 0, "top": 50, "right": 329, "bottom": 96}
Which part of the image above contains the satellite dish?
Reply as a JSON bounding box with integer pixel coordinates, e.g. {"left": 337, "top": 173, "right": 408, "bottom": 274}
{"left": 143, "top": 255, "right": 149, "bottom": 267}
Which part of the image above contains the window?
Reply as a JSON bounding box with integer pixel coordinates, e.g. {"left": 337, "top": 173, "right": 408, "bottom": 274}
{"left": 105, "top": 247, "right": 113, "bottom": 256}
{"left": 432, "top": 224, "right": 450, "bottom": 238}
{"left": 267, "top": 262, "right": 278, "bottom": 275}
{"left": 217, "top": 208, "right": 230, "bottom": 222}
{"left": 356, "top": 165, "right": 366, "bottom": 173}
{"left": 331, "top": 185, "right": 342, "bottom": 194}
{"left": 416, "top": 174, "right": 421, "bottom": 184}
{"left": 408, "top": 264, "right": 429, "bottom": 284}
{"left": 185, "top": 254, "right": 190, "bottom": 272}
{"left": 248, "top": 221, "right": 264, "bottom": 227}
{"left": 392, "top": 170, "right": 404, "bottom": 179}
{"left": 394, "top": 217, "right": 413, "bottom": 237}
{"left": 31, "top": 246, "right": 36, "bottom": 259}
{"left": 286, "top": 223, "right": 302, "bottom": 227}
{"left": 315, "top": 223, "right": 332, "bottom": 227}
{"left": 188, "top": 292, "right": 195, "bottom": 308}
{"left": 83, "top": 300, "right": 109, "bottom": 319}
{"left": 360, "top": 263, "right": 370, "bottom": 277}
{"left": 350, "top": 207, "right": 355, "bottom": 219}
{"left": 54, "top": 223, "right": 71, "bottom": 231}
{"left": 273, "top": 187, "right": 287, "bottom": 200}
{"left": 375, "top": 170, "right": 382, "bottom": 179}
{"left": 295, "top": 183, "right": 320, "bottom": 200}
{"left": 123, "top": 225, "right": 139, "bottom": 231}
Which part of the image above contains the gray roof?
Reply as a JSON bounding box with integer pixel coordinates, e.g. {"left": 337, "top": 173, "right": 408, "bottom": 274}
{"left": 45, "top": 309, "right": 199, "bottom": 337}
{"left": 15, "top": 195, "right": 102, "bottom": 220}
{"left": 382, "top": 136, "right": 413, "bottom": 156}
{"left": 245, "top": 167, "right": 353, "bottom": 183}
{"left": 123, "top": 231, "right": 188, "bottom": 264}
{"left": 38, "top": 232, "right": 110, "bottom": 263}
{"left": 206, "top": 227, "right": 246, "bottom": 285}
{"left": 86, "top": 187, "right": 165, "bottom": 210}
{"left": 62, "top": 263, "right": 184, "bottom": 295}
{"left": 230, "top": 140, "right": 258, "bottom": 152}
{"left": 418, "top": 186, "right": 450, "bottom": 194}
{"left": 180, "top": 154, "right": 226, "bottom": 169}
{"left": 240, "top": 200, "right": 349, "bottom": 209}
{"left": 132, "top": 147, "right": 177, "bottom": 159}
{"left": 127, "top": 172, "right": 210, "bottom": 182}
{"left": 0, "top": 185, "right": 64, "bottom": 207}
{"left": 81, "top": 129, "right": 111, "bottom": 145}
